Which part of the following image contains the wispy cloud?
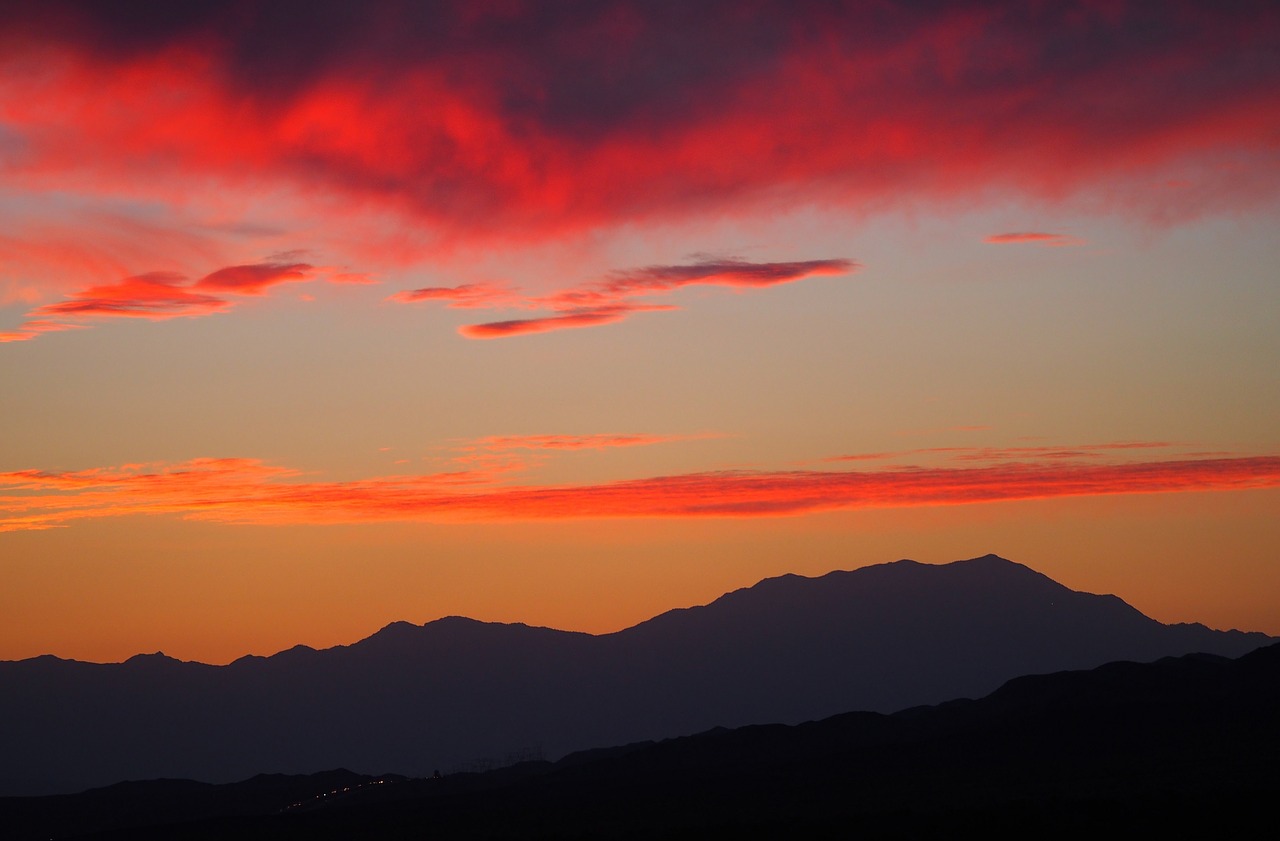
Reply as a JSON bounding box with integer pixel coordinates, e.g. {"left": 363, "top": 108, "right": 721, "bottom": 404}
{"left": 985, "top": 232, "right": 1084, "bottom": 247}
{"left": 0, "top": 319, "right": 90, "bottom": 343}
{"left": 553, "top": 258, "right": 858, "bottom": 306}
{"left": 30, "top": 272, "right": 231, "bottom": 320}
{"left": 0, "top": 261, "right": 363, "bottom": 342}
{"left": 4, "top": 452, "right": 1277, "bottom": 532}
{"left": 462, "top": 432, "right": 717, "bottom": 452}
{"left": 393, "top": 257, "right": 857, "bottom": 338}
{"left": 387, "top": 282, "right": 523, "bottom": 309}
{"left": 442, "top": 431, "right": 720, "bottom": 473}
{"left": 457, "top": 304, "right": 678, "bottom": 339}
{"left": 826, "top": 441, "right": 1181, "bottom": 464}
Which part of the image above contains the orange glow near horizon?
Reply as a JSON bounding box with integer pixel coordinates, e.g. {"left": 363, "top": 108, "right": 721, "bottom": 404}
{"left": 3, "top": 487, "right": 1278, "bottom": 666}
{"left": 3, "top": 452, "right": 1278, "bottom": 532}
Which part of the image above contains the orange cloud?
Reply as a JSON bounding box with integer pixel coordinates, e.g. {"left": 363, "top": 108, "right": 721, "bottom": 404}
{"left": 3, "top": 453, "right": 1277, "bottom": 532}
{"left": 984, "top": 232, "right": 1083, "bottom": 246}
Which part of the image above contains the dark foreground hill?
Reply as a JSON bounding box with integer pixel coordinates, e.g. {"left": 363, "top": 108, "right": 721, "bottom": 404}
{"left": 5, "top": 642, "right": 1279, "bottom": 839}
{"left": 0, "top": 555, "right": 1271, "bottom": 795}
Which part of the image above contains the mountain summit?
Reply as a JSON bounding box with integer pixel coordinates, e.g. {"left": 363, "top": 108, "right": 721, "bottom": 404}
{"left": 0, "top": 555, "right": 1270, "bottom": 795}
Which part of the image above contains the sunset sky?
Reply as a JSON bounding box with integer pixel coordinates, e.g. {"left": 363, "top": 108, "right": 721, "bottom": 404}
{"left": 2, "top": 0, "right": 1278, "bottom": 664}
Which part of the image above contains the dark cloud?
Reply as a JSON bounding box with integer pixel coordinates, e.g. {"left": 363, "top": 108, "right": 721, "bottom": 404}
{"left": 459, "top": 305, "right": 658, "bottom": 339}
{"left": 3, "top": 1, "right": 1277, "bottom": 241}
{"left": 600, "top": 258, "right": 859, "bottom": 295}
{"left": 391, "top": 257, "right": 855, "bottom": 338}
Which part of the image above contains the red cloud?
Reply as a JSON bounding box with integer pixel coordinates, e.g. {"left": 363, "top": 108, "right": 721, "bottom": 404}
{"left": 31, "top": 272, "right": 229, "bottom": 320}
{"left": 196, "top": 262, "right": 313, "bottom": 294}
{"left": 4, "top": 261, "right": 353, "bottom": 341}
{"left": 984, "top": 232, "right": 1082, "bottom": 246}
{"left": 3, "top": 453, "right": 1277, "bottom": 531}
{"left": 0, "top": 1, "right": 1274, "bottom": 258}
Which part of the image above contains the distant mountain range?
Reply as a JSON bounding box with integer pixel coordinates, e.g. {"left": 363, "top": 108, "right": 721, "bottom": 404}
{"left": 0, "top": 554, "right": 1271, "bottom": 796}
{"left": 6, "top": 639, "right": 1279, "bottom": 839}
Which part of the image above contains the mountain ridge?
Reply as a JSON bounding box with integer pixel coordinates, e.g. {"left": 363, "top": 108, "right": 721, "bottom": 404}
{"left": 5, "top": 555, "right": 1263, "bottom": 667}
{"left": 0, "top": 554, "right": 1272, "bottom": 795}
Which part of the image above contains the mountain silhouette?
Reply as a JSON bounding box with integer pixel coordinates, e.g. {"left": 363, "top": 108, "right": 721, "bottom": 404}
{"left": 6, "top": 641, "right": 1278, "bottom": 839}
{"left": 0, "top": 554, "right": 1271, "bottom": 795}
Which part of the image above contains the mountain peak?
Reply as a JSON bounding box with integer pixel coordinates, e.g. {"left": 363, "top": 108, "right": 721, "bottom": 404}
{"left": 373, "top": 620, "right": 422, "bottom": 636}
{"left": 122, "top": 651, "right": 180, "bottom": 667}
{"left": 961, "top": 552, "right": 1012, "bottom": 563}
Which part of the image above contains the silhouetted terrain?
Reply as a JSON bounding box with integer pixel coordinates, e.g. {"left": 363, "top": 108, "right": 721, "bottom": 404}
{"left": 4, "top": 641, "right": 1278, "bottom": 839}
{"left": 0, "top": 555, "right": 1271, "bottom": 795}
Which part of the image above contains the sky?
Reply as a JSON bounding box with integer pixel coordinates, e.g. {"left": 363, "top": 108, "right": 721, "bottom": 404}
{"left": 2, "top": 0, "right": 1279, "bottom": 664}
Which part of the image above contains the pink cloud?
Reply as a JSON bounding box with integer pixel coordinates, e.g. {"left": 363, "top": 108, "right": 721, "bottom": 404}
{"left": 3, "top": 452, "right": 1277, "bottom": 532}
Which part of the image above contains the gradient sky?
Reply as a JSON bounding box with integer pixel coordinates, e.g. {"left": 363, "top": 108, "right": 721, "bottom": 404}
{"left": 2, "top": 0, "right": 1279, "bottom": 664}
